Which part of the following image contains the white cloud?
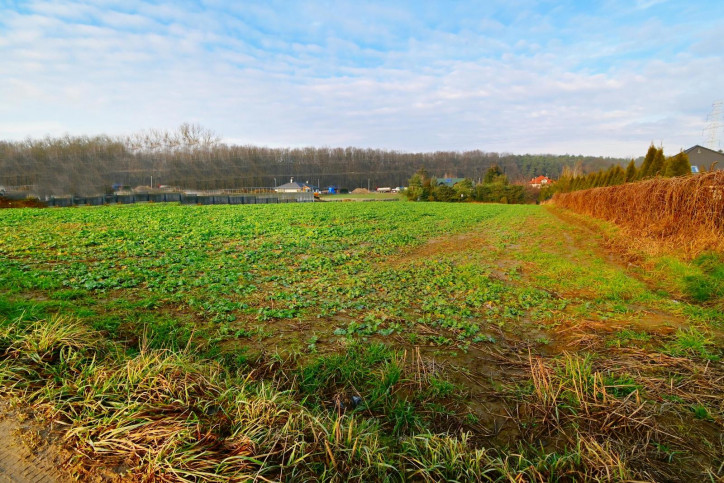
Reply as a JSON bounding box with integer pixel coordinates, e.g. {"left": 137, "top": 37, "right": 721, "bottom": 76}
{"left": 0, "top": 1, "right": 723, "bottom": 157}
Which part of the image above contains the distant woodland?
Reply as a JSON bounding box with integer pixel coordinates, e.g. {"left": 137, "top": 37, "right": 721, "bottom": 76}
{"left": 0, "top": 124, "right": 628, "bottom": 196}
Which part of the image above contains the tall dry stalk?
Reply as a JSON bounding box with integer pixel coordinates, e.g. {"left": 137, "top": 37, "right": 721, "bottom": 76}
{"left": 551, "top": 172, "right": 724, "bottom": 254}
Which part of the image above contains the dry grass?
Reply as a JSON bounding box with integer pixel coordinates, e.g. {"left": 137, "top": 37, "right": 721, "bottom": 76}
{"left": 551, "top": 172, "right": 724, "bottom": 255}
{"left": 519, "top": 349, "right": 724, "bottom": 482}
{"left": 8, "top": 316, "right": 698, "bottom": 481}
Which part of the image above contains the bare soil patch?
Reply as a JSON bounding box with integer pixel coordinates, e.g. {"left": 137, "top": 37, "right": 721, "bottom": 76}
{"left": 0, "top": 404, "right": 71, "bottom": 483}
{"left": 0, "top": 199, "right": 46, "bottom": 209}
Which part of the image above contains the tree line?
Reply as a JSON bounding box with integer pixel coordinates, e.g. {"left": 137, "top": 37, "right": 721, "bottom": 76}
{"left": 0, "top": 124, "right": 628, "bottom": 197}
{"left": 405, "top": 165, "right": 536, "bottom": 204}
{"left": 546, "top": 144, "right": 692, "bottom": 196}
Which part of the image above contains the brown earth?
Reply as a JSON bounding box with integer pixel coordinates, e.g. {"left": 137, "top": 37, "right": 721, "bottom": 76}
{"left": 0, "top": 199, "right": 47, "bottom": 209}
{"left": 0, "top": 404, "right": 71, "bottom": 483}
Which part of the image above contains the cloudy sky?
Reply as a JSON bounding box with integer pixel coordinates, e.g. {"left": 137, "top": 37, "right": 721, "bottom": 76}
{"left": 1, "top": 0, "right": 723, "bottom": 157}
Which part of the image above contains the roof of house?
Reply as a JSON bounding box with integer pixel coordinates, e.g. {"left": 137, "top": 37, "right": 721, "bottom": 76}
{"left": 435, "top": 177, "right": 466, "bottom": 187}
{"left": 276, "top": 181, "right": 307, "bottom": 190}
{"left": 684, "top": 145, "right": 724, "bottom": 157}
{"left": 529, "top": 175, "right": 552, "bottom": 184}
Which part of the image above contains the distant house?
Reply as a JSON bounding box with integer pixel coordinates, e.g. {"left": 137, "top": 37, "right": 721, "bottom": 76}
{"left": 684, "top": 145, "right": 724, "bottom": 172}
{"left": 275, "top": 178, "right": 314, "bottom": 193}
{"left": 434, "top": 177, "right": 466, "bottom": 187}
{"left": 529, "top": 175, "right": 554, "bottom": 188}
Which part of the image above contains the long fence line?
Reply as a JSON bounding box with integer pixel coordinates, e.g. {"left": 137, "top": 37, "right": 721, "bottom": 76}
{"left": 45, "top": 191, "right": 315, "bottom": 207}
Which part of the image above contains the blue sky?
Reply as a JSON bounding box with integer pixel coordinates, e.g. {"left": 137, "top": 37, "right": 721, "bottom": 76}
{"left": 1, "top": 0, "right": 723, "bottom": 157}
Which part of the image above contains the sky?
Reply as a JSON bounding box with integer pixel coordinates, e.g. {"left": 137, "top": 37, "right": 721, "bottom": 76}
{"left": 1, "top": 0, "right": 723, "bottom": 157}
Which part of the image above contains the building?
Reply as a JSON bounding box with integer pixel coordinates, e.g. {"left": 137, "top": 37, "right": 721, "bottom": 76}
{"left": 529, "top": 175, "right": 554, "bottom": 188}
{"left": 684, "top": 145, "right": 724, "bottom": 172}
{"left": 275, "top": 178, "right": 315, "bottom": 193}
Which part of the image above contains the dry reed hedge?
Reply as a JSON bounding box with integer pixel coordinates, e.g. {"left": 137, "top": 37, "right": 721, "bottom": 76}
{"left": 551, "top": 171, "right": 724, "bottom": 254}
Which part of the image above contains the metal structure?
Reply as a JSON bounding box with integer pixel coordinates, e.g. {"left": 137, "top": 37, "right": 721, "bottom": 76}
{"left": 703, "top": 100, "right": 723, "bottom": 150}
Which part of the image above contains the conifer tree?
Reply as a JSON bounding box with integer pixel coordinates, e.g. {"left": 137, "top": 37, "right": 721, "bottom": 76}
{"left": 611, "top": 165, "right": 626, "bottom": 185}
{"left": 650, "top": 148, "right": 666, "bottom": 177}
{"left": 572, "top": 177, "right": 583, "bottom": 191}
{"left": 624, "top": 159, "right": 637, "bottom": 182}
{"left": 638, "top": 144, "right": 657, "bottom": 179}
{"left": 586, "top": 172, "right": 597, "bottom": 188}
{"left": 664, "top": 151, "right": 691, "bottom": 177}
{"left": 593, "top": 171, "right": 604, "bottom": 187}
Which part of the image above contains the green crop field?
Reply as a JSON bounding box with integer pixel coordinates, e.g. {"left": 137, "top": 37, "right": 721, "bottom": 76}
{"left": 0, "top": 202, "right": 722, "bottom": 481}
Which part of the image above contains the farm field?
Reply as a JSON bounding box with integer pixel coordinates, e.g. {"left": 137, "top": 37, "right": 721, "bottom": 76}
{"left": 319, "top": 192, "right": 402, "bottom": 201}
{"left": 0, "top": 201, "right": 722, "bottom": 481}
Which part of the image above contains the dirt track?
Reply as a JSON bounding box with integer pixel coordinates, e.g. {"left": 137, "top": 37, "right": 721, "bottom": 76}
{"left": 0, "top": 409, "right": 68, "bottom": 483}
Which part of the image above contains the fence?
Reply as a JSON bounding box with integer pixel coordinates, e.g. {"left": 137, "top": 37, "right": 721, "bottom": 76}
{"left": 45, "top": 191, "right": 314, "bottom": 207}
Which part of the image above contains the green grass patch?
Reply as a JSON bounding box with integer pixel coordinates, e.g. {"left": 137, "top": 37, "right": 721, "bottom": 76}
{"left": 665, "top": 327, "right": 720, "bottom": 361}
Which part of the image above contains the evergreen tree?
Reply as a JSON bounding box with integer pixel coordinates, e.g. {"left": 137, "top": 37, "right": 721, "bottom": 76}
{"left": 611, "top": 165, "right": 626, "bottom": 185}
{"left": 556, "top": 175, "right": 573, "bottom": 193}
{"left": 650, "top": 148, "right": 665, "bottom": 177}
{"left": 585, "top": 172, "right": 597, "bottom": 188}
{"left": 624, "top": 159, "right": 637, "bottom": 182}
{"left": 638, "top": 144, "right": 657, "bottom": 179}
{"left": 664, "top": 151, "right": 691, "bottom": 177}
{"left": 593, "top": 171, "right": 604, "bottom": 187}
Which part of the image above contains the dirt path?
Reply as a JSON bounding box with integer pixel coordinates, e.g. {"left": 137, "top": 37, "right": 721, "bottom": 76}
{"left": 0, "top": 409, "right": 70, "bottom": 483}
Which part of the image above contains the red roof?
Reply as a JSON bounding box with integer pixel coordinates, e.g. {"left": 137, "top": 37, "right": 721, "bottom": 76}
{"left": 529, "top": 175, "right": 553, "bottom": 184}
